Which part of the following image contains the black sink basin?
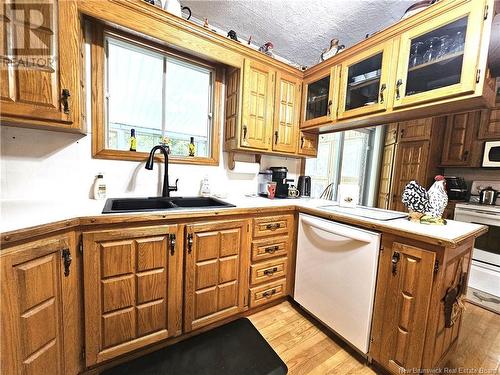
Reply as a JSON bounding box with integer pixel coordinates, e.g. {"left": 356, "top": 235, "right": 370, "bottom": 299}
{"left": 102, "top": 196, "right": 235, "bottom": 214}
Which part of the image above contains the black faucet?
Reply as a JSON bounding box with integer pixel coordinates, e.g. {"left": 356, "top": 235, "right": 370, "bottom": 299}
{"left": 145, "top": 144, "right": 178, "bottom": 197}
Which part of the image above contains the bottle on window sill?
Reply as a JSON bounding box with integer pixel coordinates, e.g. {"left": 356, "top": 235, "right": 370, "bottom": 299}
{"left": 188, "top": 136, "right": 196, "bottom": 157}
{"left": 129, "top": 129, "right": 137, "bottom": 152}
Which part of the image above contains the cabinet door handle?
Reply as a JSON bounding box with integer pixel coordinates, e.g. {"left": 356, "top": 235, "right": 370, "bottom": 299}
{"left": 395, "top": 79, "right": 403, "bottom": 100}
{"left": 274, "top": 130, "right": 279, "bottom": 145}
{"left": 242, "top": 125, "right": 248, "bottom": 141}
{"left": 300, "top": 136, "right": 305, "bottom": 149}
{"left": 392, "top": 251, "right": 401, "bottom": 275}
{"left": 463, "top": 150, "right": 469, "bottom": 161}
{"left": 187, "top": 233, "right": 193, "bottom": 254}
{"left": 379, "top": 83, "right": 387, "bottom": 104}
{"left": 327, "top": 99, "right": 333, "bottom": 115}
{"left": 169, "top": 233, "right": 176, "bottom": 256}
{"left": 61, "top": 89, "right": 71, "bottom": 114}
{"left": 263, "top": 289, "right": 277, "bottom": 298}
{"left": 264, "top": 245, "right": 279, "bottom": 254}
{"left": 266, "top": 223, "right": 281, "bottom": 230}
{"left": 62, "top": 248, "right": 72, "bottom": 277}
{"left": 264, "top": 267, "right": 278, "bottom": 276}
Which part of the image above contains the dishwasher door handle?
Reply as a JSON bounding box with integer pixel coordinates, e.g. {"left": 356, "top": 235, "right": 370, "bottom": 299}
{"left": 300, "top": 217, "right": 376, "bottom": 243}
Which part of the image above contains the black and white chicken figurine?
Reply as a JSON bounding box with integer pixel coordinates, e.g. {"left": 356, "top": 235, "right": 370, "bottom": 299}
{"left": 401, "top": 175, "right": 448, "bottom": 225}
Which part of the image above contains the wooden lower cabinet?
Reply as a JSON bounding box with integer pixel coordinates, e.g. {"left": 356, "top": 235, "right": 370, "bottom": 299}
{"left": 1, "top": 234, "right": 82, "bottom": 375}
{"left": 370, "top": 235, "right": 473, "bottom": 374}
{"left": 82, "top": 225, "right": 183, "bottom": 366}
{"left": 184, "top": 220, "right": 250, "bottom": 332}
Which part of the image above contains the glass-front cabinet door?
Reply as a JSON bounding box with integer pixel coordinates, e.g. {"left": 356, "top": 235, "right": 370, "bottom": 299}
{"left": 338, "top": 41, "right": 393, "bottom": 119}
{"left": 393, "top": 1, "right": 484, "bottom": 108}
{"left": 301, "top": 66, "right": 337, "bottom": 128}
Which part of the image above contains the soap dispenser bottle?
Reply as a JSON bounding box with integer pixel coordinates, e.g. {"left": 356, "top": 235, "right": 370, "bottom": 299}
{"left": 93, "top": 173, "right": 107, "bottom": 200}
{"left": 200, "top": 175, "right": 211, "bottom": 197}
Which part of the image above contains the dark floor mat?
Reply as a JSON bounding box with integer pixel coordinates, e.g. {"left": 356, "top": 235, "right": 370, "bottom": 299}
{"left": 102, "top": 318, "right": 288, "bottom": 375}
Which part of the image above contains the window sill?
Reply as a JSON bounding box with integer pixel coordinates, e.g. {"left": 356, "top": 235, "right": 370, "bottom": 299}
{"left": 93, "top": 149, "right": 219, "bottom": 166}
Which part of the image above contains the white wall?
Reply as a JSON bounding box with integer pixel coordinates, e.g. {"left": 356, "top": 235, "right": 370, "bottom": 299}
{"left": 0, "top": 125, "right": 301, "bottom": 201}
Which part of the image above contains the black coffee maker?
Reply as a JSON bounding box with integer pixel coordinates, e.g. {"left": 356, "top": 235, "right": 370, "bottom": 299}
{"left": 270, "top": 167, "right": 293, "bottom": 198}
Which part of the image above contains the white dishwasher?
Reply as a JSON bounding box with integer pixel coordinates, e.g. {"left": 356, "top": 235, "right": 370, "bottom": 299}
{"left": 294, "top": 214, "right": 380, "bottom": 355}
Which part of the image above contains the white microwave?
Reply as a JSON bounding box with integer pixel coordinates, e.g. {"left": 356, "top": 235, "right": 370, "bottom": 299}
{"left": 482, "top": 141, "right": 500, "bottom": 167}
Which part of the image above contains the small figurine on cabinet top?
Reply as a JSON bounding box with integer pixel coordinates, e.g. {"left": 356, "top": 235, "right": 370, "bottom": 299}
{"left": 203, "top": 18, "right": 209, "bottom": 28}
{"left": 227, "top": 30, "right": 239, "bottom": 42}
{"left": 401, "top": 175, "right": 448, "bottom": 225}
{"left": 320, "top": 38, "right": 345, "bottom": 62}
{"left": 259, "top": 42, "right": 274, "bottom": 58}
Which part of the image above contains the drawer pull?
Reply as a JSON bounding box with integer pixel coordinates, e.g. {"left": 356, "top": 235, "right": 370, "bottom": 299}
{"left": 266, "top": 223, "right": 281, "bottom": 230}
{"left": 263, "top": 267, "right": 278, "bottom": 276}
{"left": 263, "top": 289, "right": 277, "bottom": 298}
{"left": 264, "top": 245, "right": 279, "bottom": 254}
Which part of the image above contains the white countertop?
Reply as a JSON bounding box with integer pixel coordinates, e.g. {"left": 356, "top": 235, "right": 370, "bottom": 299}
{"left": 0, "top": 196, "right": 486, "bottom": 246}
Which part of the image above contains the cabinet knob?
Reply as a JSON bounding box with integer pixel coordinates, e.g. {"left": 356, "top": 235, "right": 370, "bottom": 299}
{"left": 169, "top": 233, "right": 176, "bottom": 256}
{"left": 395, "top": 79, "right": 403, "bottom": 100}
{"left": 392, "top": 251, "right": 401, "bottom": 275}
{"left": 463, "top": 150, "right": 469, "bottom": 161}
{"left": 187, "top": 233, "right": 193, "bottom": 254}
{"left": 263, "top": 267, "right": 278, "bottom": 276}
{"left": 300, "top": 136, "right": 305, "bottom": 149}
{"left": 379, "top": 83, "right": 387, "bottom": 104}
{"left": 61, "top": 89, "right": 71, "bottom": 114}
{"left": 274, "top": 130, "right": 279, "bottom": 145}
{"left": 263, "top": 289, "right": 277, "bottom": 298}
{"left": 327, "top": 99, "right": 333, "bottom": 115}
{"left": 242, "top": 125, "right": 248, "bottom": 141}
{"left": 62, "top": 248, "right": 72, "bottom": 277}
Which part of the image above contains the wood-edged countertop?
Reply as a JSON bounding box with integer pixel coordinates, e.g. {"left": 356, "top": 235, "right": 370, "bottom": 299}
{"left": 0, "top": 197, "right": 487, "bottom": 248}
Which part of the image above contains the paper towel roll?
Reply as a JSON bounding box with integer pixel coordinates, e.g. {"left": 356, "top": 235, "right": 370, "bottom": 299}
{"left": 229, "top": 161, "right": 260, "bottom": 174}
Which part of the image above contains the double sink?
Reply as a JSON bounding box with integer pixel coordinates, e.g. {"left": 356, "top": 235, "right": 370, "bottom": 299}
{"left": 102, "top": 196, "right": 235, "bottom": 214}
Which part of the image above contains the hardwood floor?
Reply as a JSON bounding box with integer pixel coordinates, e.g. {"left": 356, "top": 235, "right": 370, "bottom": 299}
{"left": 248, "top": 300, "right": 500, "bottom": 375}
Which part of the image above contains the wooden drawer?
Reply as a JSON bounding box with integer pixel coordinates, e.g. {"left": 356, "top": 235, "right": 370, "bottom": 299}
{"left": 251, "top": 236, "right": 289, "bottom": 262}
{"left": 252, "top": 215, "right": 293, "bottom": 238}
{"left": 249, "top": 278, "right": 287, "bottom": 308}
{"left": 250, "top": 257, "right": 288, "bottom": 285}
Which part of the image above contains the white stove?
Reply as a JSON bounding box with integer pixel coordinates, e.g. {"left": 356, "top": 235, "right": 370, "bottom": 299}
{"left": 454, "top": 181, "right": 500, "bottom": 305}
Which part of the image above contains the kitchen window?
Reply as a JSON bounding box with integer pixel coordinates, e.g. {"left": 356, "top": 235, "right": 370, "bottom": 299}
{"left": 90, "top": 23, "right": 222, "bottom": 165}
{"left": 305, "top": 128, "right": 383, "bottom": 204}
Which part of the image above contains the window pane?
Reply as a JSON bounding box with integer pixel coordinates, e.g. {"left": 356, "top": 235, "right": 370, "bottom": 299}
{"left": 106, "top": 37, "right": 164, "bottom": 151}
{"left": 165, "top": 58, "right": 212, "bottom": 157}
{"left": 339, "top": 130, "right": 370, "bottom": 201}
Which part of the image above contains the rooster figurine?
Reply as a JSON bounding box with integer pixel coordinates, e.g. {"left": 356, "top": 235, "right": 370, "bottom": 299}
{"left": 401, "top": 175, "right": 448, "bottom": 225}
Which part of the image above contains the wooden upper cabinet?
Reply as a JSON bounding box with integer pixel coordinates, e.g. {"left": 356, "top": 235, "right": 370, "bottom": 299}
{"left": 1, "top": 237, "right": 72, "bottom": 375}
{"left": 297, "top": 130, "right": 318, "bottom": 157}
{"left": 0, "top": 0, "right": 82, "bottom": 132}
{"left": 377, "top": 143, "right": 396, "bottom": 209}
{"left": 272, "top": 71, "right": 301, "bottom": 153}
{"left": 240, "top": 59, "right": 274, "bottom": 150}
{"left": 391, "top": 140, "right": 430, "bottom": 212}
{"left": 393, "top": 1, "right": 485, "bottom": 109}
{"left": 478, "top": 103, "right": 500, "bottom": 139}
{"left": 370, "top": 240, "right": 436, "bottom": 373}
{"left": 338, "top": 40, "right": 394, "bottom": 119}
{"left": 184, "top": 220, "right": 249, "bottom": 332}
{"left": 398, "top": 118, "right": 432, "bottom": 142}
{"left": 301, "top": 66, "right": 337, "bottom": 128}
{"left": 82, "top": 225, "right": 182, "bottom": 366}
{"left": 440, "top": 111, "right": 477, "bottom": 166}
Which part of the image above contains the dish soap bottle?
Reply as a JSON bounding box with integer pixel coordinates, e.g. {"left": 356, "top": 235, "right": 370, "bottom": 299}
{"left": 129, "top": 129, "right": 137, "bottom": 151}
{"left": 188, "top": 136, "right": 195, "bottom": 157}
{"left": 200, "top": 175, "right": 211, "bottom": 197}
{"left": 93, "top": 173, "right": 107, "bottom": 200}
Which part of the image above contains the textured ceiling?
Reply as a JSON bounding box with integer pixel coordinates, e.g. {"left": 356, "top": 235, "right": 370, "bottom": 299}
{"left": 182, "top": 0, "right": 413, "bottom": 67}
{"left": 182, "top": 0, "right": 500, "bottom": 74}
